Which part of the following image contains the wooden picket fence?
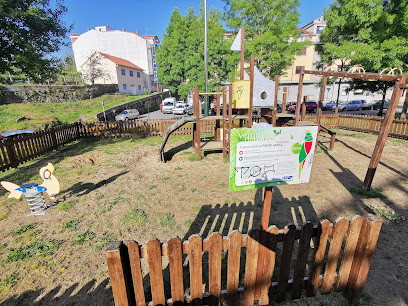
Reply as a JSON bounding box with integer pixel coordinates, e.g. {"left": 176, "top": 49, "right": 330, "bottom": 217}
{"left": 1, "top": 114, "right": 407, "bottom": 173}
{"left": 0, "top": 123, "right": 80, "bottom": 172}
{"left": 106, "top": 215, "right": 382, "bottom": 306}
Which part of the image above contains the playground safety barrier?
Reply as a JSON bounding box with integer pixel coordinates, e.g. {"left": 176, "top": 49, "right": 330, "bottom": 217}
{"left": 106, "top": 215, "right": 382, "bottom": 306}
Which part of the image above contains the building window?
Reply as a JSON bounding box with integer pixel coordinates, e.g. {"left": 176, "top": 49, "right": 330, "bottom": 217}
{"left": 137, "top": 71, "right": 141, "bottom": 77}
{"left": 295, "top": 66, "right": 304, "bottom": 74}
{"left": 316, "top": 26, "right": 324, "bottom": 34}
{"left": 300, "top": 49, "right": 306, "bottom": 56}
{"left": 138, "top": 85, "right": 142, "bottom": 91}
{"left": 129, "top": 71, "right": 134, "bottom": 77}
{"left": 121, "top": 69, "right": 126, "bottom": 75}
{"left": 123, "top": 84, "right": 127, "bottom": 90}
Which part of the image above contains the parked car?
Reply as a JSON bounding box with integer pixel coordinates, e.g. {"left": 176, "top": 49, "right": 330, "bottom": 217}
{"left": 173, "top": 102, "right": 187, "bottom": 115}
{"left": 187, "top": 105, "right": 194, "bottom": 116}
{"left": 0, "top": 129, "right": 36, "bottom": 142}
{"left": 370, "top": 99, "right": 390, "bottom": 110}
{"left": 286, "top": 102, "right": 296, "bottom": 111}
{"left": 161, "top": 97, "right": 177, "bottom": 113}
{"left": 288, "top": 101, "right": 318, "bottom": 113}
{"left": 323, "top": 101, "right": 343, "bottom": 110}
{"left": 115, "top": 109, "right": 140, "bottom": 121}
{"left": 335, "top": 100, "right": 364, "bottom": 112}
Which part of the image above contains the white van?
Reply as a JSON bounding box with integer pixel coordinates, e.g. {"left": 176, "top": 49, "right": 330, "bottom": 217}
{"left": 162, "top": 97, "right": 177, "bottom": 114}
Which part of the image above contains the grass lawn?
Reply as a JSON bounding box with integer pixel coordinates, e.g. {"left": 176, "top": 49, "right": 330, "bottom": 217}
{"left": 0, "top": 132, "right": 406, "bottom": 305}
{"left": 0, "top": 94, "right": 152, "bottom": 132}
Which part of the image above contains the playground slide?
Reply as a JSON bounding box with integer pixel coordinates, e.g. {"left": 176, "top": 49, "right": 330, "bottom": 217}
{"left": 159, "top": 116, "right": 196, "bottom": 161}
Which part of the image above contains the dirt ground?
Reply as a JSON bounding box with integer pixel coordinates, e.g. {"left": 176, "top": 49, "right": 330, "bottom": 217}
{"left": 0, "top": 129, "right": 407, "bottom": 306}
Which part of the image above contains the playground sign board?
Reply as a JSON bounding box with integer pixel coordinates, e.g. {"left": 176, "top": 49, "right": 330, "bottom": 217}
{"left": 229, "top": 126, "right": 319, "bottom": 191}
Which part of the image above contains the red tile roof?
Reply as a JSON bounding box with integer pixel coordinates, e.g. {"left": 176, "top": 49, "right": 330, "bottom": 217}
{"left": 99, "top": 52, "right": 144, "bottom": 70}
{"left": 141, "top": 35, "right": 157, "bottom": 38}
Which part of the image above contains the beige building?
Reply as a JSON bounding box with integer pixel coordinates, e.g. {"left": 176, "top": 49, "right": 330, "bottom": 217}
{"left": 82, "top": 52, "right": 145, "bottom": 94}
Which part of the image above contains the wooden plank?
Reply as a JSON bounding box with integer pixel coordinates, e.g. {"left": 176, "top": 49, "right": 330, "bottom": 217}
{"left": 240, "top": 26, "right": 245, "bottom": 80}
{"left": 226, "top": 231, "right": 242, "bottom": 305}
{"left": 276, "top": 224, "right": 297, "bottom": 302}
{"left": 258, "top": 226, "right": 279, "bottom": 305}
{"left": 125, "top": 241, "right": 146, "bottom": 306}
{"left": 282, "top": 87, "right": 288, "bottom": 115}
{"left": 350, "top": 215, "right": 382, "bottom": 304}
{"left": 294, "top": 67, "right": 304, "bottom": 126}
{"left": 272, "top": 75, "right": 279, "bottom": 126}
{"left": 168, "top": 237, "right": 185, "bottom": 304}
{"left": 249, "top": 55, "right": 254, "bottom": 127}
{"left": 336, "top": 216, "right": 364, "bottom": 292}
{"left": 363, "top": 75, "right": 407, "bottom": 189}
{"left": 147, "top": 239, "right": 165, "bottom": 306}
{"left": 307, "top": 220, "right": 332, "bottom": 296}
{"left": 303, "top": 69, "right": 401, "bottom": 81}
{"left": 106, "top": 241, "right": 132, "bottom": 306}
{"left": 291, "top": 222, "right": 314, "bottom": 299}
{"left": 189, "top": 235, "right": 203, "bottom": 305}
{"left": 254, "top": 186, "right": 273, "bottom": 299}
{"left": 208, "top": 233, "right": 222, "bottom": 306}
{"left": 321, "top": 218, "right": 349, "bottom": 294}
{"left": 243, "top": 229, "right": 260, "bottom": 306}
{"left": 192, "top": 87, "right": 201, "bottom": 160}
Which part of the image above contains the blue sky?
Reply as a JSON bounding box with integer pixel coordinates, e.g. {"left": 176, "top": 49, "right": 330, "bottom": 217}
{"left": 61, "top": 0, "right": 333, "bottom": 56}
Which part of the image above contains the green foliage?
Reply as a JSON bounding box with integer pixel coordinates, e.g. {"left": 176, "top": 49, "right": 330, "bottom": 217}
{"left": 158, "top": 213, "right": 175, "bottom": 227}
{"left": 0, "top": 273, "right": 19, "bottom": 288}
{"left": 348, "top": 186, "right": 387, "bottom": 199}
{"left": 223, "top": 0, "right": 309, "bottom": 77}
{"left": 72, "top": 232, "right": 95, "bottom": 245}
{"left": 157, "top": 6, "right": 238, "bottom": 98}
{"left": 372, "top": 208, "right": 399, "bottom": 221}
{"left": 0, "top": 0, "right": 71, "bottom": 80}
{"left": 55, "top": 200, "right": 77, "bottom": 211}
{"left": 3, "top": 240, "right": 61, "bottom": 262}
{"left": 63, "top": 220, "right": 81, "bottom": 231}
{"left": 184, "top": 220, "right": 192, "bottom": 227}
{"left": 94, "top": 234, "right": 117, "bottom": 250}
{"left": 57, "top": 54, "right": 82, "bottom": 85}
{"left": 11, "top": 223, "right": 38, "bottom": 236}
{"left": 122, "top": 209, "right": 147, "bottom": 225}
{"left": 319, "top": 0, "right": 408, "bottom": 79}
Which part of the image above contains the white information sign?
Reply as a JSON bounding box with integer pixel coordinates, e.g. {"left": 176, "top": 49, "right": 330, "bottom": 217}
{"left": 229, "top": 126, "right": 319, "bottom": 191}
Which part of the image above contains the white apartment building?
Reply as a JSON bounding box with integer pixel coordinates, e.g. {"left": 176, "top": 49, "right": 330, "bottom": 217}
{"left": 70, "top": 25, "right": 159, "bottom": 92}
{"left": 82, "top": 52, "right": 145, "bottom": 95}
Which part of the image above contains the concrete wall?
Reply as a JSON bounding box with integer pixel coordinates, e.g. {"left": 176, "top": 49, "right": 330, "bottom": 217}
{"left": 95, "top": 91, "right": 170, "bottom": 121}
{"left": 0, "top": 84, "right": 118, "bottom": 105}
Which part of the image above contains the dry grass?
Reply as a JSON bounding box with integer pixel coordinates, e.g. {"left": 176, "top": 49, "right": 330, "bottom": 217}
{"left": 0, "top": 131, "right": 406, "bottom": 305}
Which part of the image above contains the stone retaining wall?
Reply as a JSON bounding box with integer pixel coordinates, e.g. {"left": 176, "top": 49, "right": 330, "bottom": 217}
{"left": 0, "top": 84, "right": 119, "bottom": 104}
{"left": 95, "top": 92, "right": 170, "bottom": 121}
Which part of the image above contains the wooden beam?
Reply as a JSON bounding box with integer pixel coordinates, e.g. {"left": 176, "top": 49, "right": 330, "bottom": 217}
{"left": 316, "top": 76, "right": 327, "bottom": 147}
{"left": 294, "top": 67, "right": 304, "bottom": 126}
{"left": 362, "top": 75, "right": 407, "bottom": 190}
{"left": 249, "top": 55, "right": 254, "bottom": 127}
{"left": 303, "top": 70, "right": 401, "bottom": 82}
{"left": 215, "top": 88, "right": 221, "bottom": 141}
{"left": 240, "top": 27, "right": 245, "bottom": 80}
{"left": 222, "top": 86, "right": 227, "bottom": 158}
{"left": 273, "top": 75, "right": 279, "bottom": 126}
{"left": 282, "top": 87, "right": 288, "bottom": 114}
{"left": 192, "top": 86, "right": 201, "bottom": 160}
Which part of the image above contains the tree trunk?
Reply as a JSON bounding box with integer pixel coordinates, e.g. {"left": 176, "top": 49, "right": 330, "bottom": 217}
{"left": 401, "top": 90, "right": 408, "bottom": 119}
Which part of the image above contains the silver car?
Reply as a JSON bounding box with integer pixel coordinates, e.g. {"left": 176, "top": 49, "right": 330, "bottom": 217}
{"left": 334, "top": 100, "right": 364, "bottom": 112}
{"left": 115, "top": 109, "right": 140, "bottom": 121}
{"left": 173, "top": 102, "right": 187, "bottom": 115}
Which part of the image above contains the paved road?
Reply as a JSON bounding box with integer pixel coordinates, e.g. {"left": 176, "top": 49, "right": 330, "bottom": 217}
{"left": 139, "top": 107, "right": 403, "bottom": 120}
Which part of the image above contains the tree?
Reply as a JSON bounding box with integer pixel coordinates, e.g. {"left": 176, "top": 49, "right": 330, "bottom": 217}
{"left": 223, "top": 0, "right": 309, "bottom": 78}
{"left": 318, "top": 0, "right": 408, "bottom": 116}
{"left": 156, "top": 7, "right": 238, "bottom": 98}
{"left": 82, "top": 53, "right": 110, "bottom": 85}
{"left": 58, "top": 54, "right": 82, "bottom": 85}
{"left": 0, "top": 0, "right": 71, "bottom": 81}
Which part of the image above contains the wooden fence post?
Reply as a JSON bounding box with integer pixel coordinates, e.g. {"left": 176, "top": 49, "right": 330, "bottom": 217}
{"left": 106, "top": 241, "right": 135, "bottom": 306}
{"left": 50, "top": 129, "right": 58, "bottom": 149}
{"left": 4, "top": 141, "right": 18, "bottom": 168}
{"left": 294, "top": 67, "right": 304, "bottom": 126}
{"left": 301, "top": 97, "right": 307, "bottom": 122}
{"left": 346, "top": 215, "right": 383, "bottom": 305}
